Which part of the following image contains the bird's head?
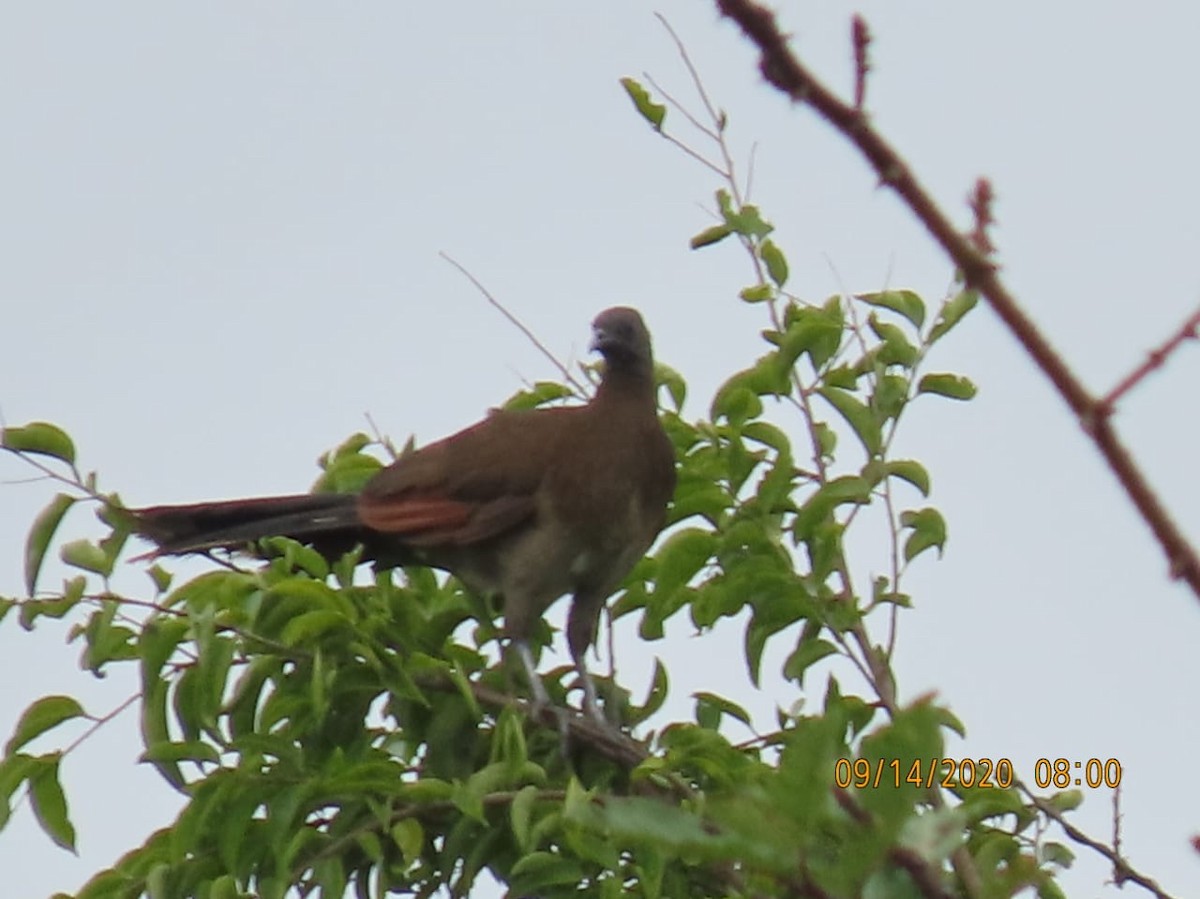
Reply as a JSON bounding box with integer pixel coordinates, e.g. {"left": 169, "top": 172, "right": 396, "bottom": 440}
{"left": 590, "top": 307, "right": 653, "bottom": 369}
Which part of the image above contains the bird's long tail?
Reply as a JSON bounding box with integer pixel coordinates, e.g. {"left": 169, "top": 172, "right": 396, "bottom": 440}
{"left": 132, "top": 493, "right": 362, "bottom": 556}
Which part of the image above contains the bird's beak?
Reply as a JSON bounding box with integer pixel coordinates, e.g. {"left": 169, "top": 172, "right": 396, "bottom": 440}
{"left": 589, "top": 324, "right": 609, "bottom": 354}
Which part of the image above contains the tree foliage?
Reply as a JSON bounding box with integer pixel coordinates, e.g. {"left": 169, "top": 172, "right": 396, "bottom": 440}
{"left": 0, "top": 68, "right": 1094, "bottom": 899}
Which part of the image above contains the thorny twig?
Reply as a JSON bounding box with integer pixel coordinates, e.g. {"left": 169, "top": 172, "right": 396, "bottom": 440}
{"left": 714, "top": 0, "right": 1200, "bottom": 598}
{"left": 1098, "top": 304, "right": 1200, "bottom": 414}
{"left": 1018, "top": 782, "right": 1177, "bottom": 899}
{"left": 851, "top": 15, "right": 871, "bottom": 110}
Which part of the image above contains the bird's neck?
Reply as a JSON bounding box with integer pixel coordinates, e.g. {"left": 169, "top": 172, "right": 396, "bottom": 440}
{"left": 594, "top": 361, "right": 657, "bottom": 410}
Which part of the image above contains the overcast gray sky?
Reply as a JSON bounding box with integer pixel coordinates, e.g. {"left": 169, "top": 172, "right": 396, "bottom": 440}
{"left": 3, "top": 3, "right": 1198, "bottom": 896}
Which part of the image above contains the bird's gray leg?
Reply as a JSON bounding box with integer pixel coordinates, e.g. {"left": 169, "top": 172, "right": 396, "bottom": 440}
{"left": 514, "top": 638, "right": 573, "bottom": 753}
{"left": 566, "top": 592, "right": 609, "bottom": 724}
{"left": 571, "top": 645, "right": 606, "bottom": 725}
{"left": 514, "top": 638, "right": 550, "bottom": 711}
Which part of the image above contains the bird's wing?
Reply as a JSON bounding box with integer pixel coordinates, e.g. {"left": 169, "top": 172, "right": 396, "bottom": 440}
{"left": 356, "top": 407, "right": 584, "bottom": 547}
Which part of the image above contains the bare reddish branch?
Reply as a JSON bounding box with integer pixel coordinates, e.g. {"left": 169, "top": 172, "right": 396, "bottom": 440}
{"left": 968, "top": 178, "right": 996, "bottom": 255}
{"left": 1098, "top": 304, "right": 1200, "bottom": 415}
{"left": 851, "top": 15, "right": 871, "bottom": 110}
{"left": 715, "top": 0, "right": 1200, "bottom": 599}
{"left": 1021, "top": 785, "right": 1178, "bottom": 899}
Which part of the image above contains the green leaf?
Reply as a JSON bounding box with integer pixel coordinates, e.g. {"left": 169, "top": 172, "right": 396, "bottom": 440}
{"left": 693, "top": 692, "right": 751, "bottom": 729}
{"left": 29, "top": 754, "right": 76, "bottom": 852}
{"left": 628, "top": 658, "right": 669, "bottom": 725}
{"left": 24, "top": 493, "right": 75, "bottom": 596}
{"left": 782, "top": 638, "right": 838, "bottom": 685}
{"left": 667, "top": 475, "right": 732, "bottom": 526}
{"left": 147, "top": 564, "right": 172, "bottom": 594}
{"left": 653, "top": 528, "right": 716, "bottom": 599}
{"left": 742, "top": 421, "right": 793, "bottom": 455}
{"left": 710, "top": 386, "right": 761, "bottom": 427}
{"left": 79, "top": 601, "right": 137, "bottom": 674}
{"left": 140, "top": 659, "right": 182, "bottom": 789}
{"left": 868, "top": 314, "right": 918, "bottom": 367}
{"left": 871, "top": 575, "right": 911, "bottom": 608}
{"left": 2, "top": 422, "right": 77, "bottom": 465}
{"left": 871, "top": 373, "right": 910, "bottom": 422}
{"left": 885, "top": 459, "right": 931, "bottom": 496}
{"left": 918, "top": 373, "right": 977, "bottom": 401}
{"left": 391, "top": 817, "right": 425, "bottom": 866}
{"left": 717, "top": 191, "right": 774, "bottom": 239}
{"left": 901, "top": 507, "right": 947, "bottom": 561}
{"left": 928, "top": 289, "right": 978, "bottom": 343}
{"left": 510, "top": 784, "right": 540, "bottom": 852}
{"left": 60, "top": 539, "right": 112, "bottom": 576}
{"left": 690, "top": 223, "right": 732, "bottom": 249}
{"left": 209, "top": 876, "right": 244, "bottom": 899}
{"left": 814, "top": 422, "right": 836, "bottom": 459}
{"left": 1037, "top": 877, "right": 1069, "bottom": 899}
{"left": 140, "top": 741, "right": 220, "bottom": 765}
{"left": 935, "top": 706, "right": 966, "bottom": 738}
{"left": 739, "top": 283, "right": 773, "bottom": 303}
{"left": 857, "top": 289, "right": 926, "bottom": 329}
{"left": 760, "top": 239, "right": 788, "bottom": 287}
{"left": 139, "top": 618, "right": 189, "bottom": 695}
{"left": 858, "top": 702, "right": 944, "bottom": 832}
{"left": 657, "top": 365, "right": 687, "bottom": 412}
{"left": 778, "top": 299, "right": 844, "bottom": 370}
{"left": 776, "top": 712, "right": 848, "bottom": 835}
{"left": 509, "top": 852, "right": 589, "bottom": 896}
{"left": 973, "top": 830, "right": 1022, "bottom": 878}
{"left": 818, "top": 387, "right": 882, "bottom": 455}
{"left": 261, "top": 537, "right": 329, "bottom": 579}
{"left": 280, "top": 609, "right": 348, "bottom": 646}
{"left": 1047, "top": 789, "right": 1083, "bottom": 813}
{"left": 1039, "top": 841, "right": 1075, "bottom": 868}
{"left": 619, "top": 77, "right": 666, "bottom": 131}
{"left": 5, "top": 696, "right": 86, "bottom": 754}
{"left": 793, "top": 476, "right": 871, "bottom": 539}
{"left": 0, "top": 753, "right": 37, "bottom": 829}
{"left": 741, "top": 574, "right": 814, "bottom": 685}
{"left": 709, "top": 353, "right": 792, "bottom": 425}
{"left": 312, "top": 449, "right": 383, "bottom": 493}
{"left": 492, "top": 707, "right": 529, "bottom": 771}
{"left": 502, "top": 380, "right": 575, "bottom": 410}
{"left": 899, "top": 805, "right": 967, "bottom": 865}
{"left": 18, "top": 583, "right": 85, "bottom": 630}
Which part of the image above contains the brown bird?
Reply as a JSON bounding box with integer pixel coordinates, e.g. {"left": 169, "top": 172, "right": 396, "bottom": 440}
{"left": 133, "top": 307, "right": 676, "bottom": 720}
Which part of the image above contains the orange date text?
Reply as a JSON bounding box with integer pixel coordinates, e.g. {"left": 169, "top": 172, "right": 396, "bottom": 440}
{"left": 834, "top": 757, "right": 1015, "bottom": 790}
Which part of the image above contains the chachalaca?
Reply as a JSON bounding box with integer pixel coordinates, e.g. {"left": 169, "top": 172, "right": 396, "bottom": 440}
{"left": 133, "top": 307, "right": 677, "bottom": 720}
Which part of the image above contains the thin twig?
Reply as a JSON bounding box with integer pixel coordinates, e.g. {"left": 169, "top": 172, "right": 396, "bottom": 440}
{"left": 745, "top": 141, "right": 759, "bottom": 200}
{"left": 968, "top": 178, "right": 996, "bottom": 255}
{"left": 656, "top": 15, "right": 744, "bottom": 202}
{"left": 438, "top": 252, "right": 588, "bottom": 396}
{"left": 1098, "top": 304, "right": 1200, "bottom": 414}
{"left": 363, "top": 411, "right": 400, "bottom": 461}
{"left": 1113, "top": 786, "right": 1124, "bottom": 881}
{"left": 645, "top": 124, "right": 729, "bottom": 177}
{"left": 851, "top": 15, "right": 871, "bottom": 110}
{"left": 2, "top": 447, "right": 107, "bottom": 505}
{"left": 63, "top": 692, "right": 141, "bottom": 757}
{"left": 9, "top": 691, "right": 145, "bottom": 817}
{"left": 714, "top": 0, "right": 1200, "bottom": 599}
{"left": 643, "top": 72, "right": 721, "bottom": 142}
{"left": 1018, "top": 782, "right": 1177, "bottom": 899}
{"left": 655, "top": 13, "right": 725, "bottom": 134}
